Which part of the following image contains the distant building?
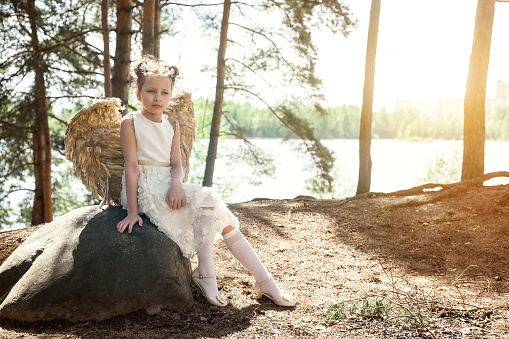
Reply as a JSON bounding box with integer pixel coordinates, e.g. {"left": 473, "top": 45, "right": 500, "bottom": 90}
{"left": 395, "top": 80, "right": 508, "bottom": 122}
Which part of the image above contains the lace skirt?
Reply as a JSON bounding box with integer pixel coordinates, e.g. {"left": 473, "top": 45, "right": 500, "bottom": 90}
{"left": 121, "top": 165, "right": 239, "bottom": 258}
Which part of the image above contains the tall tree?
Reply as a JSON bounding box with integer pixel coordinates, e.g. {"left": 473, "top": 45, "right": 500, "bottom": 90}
{"left": 200, "top": 1, "right": 356, "bottom": 191}
{"left": 0, "top": 0, "right": 102, "bottom": 225}
{"left": 153, "top": 0, "right": 161, "bottom": 58}
{"left": 462, "top": 0, "right": 495, "bottom": 180}
{"left": 102, "top": 0, "right": 112, "bottom": 97}
{"left": 357, "top": 0, "right": 381, "bottom": 195}
{"left": 111, "top": 0, "right": 133, "bottom": 110}
{"left": 142, "top": 0, "right": 155, "bottom": 55}
{"left": 203, "top": 0, "right": 231, "bottom": 187}
{"left": 26, "top": 0, "right": 53, "bottom": 224}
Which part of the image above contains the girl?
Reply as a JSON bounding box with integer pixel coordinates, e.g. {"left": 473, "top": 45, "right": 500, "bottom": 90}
{"left": 116, "top": 56, "right": 295, "bottom": 308}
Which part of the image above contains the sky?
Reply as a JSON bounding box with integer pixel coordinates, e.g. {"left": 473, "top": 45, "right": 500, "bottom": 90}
{"left": 162, "top": 0, "right": 509, "bottom": 112}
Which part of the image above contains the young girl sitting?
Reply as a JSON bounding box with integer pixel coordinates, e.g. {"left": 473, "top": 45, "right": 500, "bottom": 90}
{"left": 116, "top": 56, "right": 295, "bottom": 308}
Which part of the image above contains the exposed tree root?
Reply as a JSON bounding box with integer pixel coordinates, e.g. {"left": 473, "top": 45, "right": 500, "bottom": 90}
{"left": 338, "top": 171, "right": 509, "bottom": 208}
{"left": 390, "top": 171, "right": 509, "bottom": 208}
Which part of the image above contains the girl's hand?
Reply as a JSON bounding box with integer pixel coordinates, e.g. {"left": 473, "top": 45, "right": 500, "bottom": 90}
{"left": 117, "top": 213, "right": 143, "bottom": 234}
{"left": 166, "top": 181, "right": 186, "bottom": 210}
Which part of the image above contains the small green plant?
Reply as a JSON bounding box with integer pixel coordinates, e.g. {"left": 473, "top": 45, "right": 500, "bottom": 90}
{"left": 327, "top": 298, "right": 388, "bottom": 320}
{"left": 327, "top": 297, "right": 429, "bottom": 328}
{"left": 306, "top": 156, "right": 356, "bottom": 199}
{"left": 416, "top": 145, "right": 462, "bottom": 185}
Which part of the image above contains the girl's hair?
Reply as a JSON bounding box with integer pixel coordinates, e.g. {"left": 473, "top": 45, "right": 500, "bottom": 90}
{"left": 133, "top": 55, "right": 180, "bottom": 93}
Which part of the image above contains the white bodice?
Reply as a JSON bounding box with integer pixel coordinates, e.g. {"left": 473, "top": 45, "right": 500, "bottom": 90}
{"left": 132, "top": 111, "right": 174, "bottom": 163}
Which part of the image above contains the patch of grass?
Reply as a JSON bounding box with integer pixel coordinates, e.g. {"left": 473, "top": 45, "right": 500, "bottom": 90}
{"left": 327, "top": 299, "right": 387, "bottom": 320}
{"left": 327, "top": 265, "right": 504, "bottom": 339}
{"left": 327, "top": 298, "right": 427, "bottom": 327}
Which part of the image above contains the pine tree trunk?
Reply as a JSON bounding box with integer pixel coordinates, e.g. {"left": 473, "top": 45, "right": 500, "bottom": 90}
{"left": 202, "top": 0, "right": 231, "bottom": 187}
{"left": 153, "top": 0, "right": 161, "bottom": 58}
{"left": 357, "top": 0, "right": 380, "bottom": 195}
{"left": 27, "top": 0, "right": 52, "bottom": 225}
{"left": 142, "top": 0, "right": 155, "bottom": 55}
{"left": 112, "top": 0, "right": 132, "bottom": 111}
{"left": 462, "top": 0, "right": 495, "bottom": 180}
{"left": 102, "top": 0, "right": 112, "bottom": 97}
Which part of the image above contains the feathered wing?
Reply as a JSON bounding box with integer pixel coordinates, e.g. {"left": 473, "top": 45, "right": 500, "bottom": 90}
{"left": 164, "top": 91, "right": 196, "bottom": 182}
{"left": 65, "top": 92, "right": 195, "bottom": 206}
{"left": 64, "top": 98, "right": 124, "bottom": 206}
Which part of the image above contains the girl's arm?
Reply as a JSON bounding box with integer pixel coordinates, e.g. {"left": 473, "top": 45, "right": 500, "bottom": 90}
{"left": 116, "top": 116, "right": 144, "bottom": 233}
{"left": 166, "top": 121, "right": 186, "bottom": 210}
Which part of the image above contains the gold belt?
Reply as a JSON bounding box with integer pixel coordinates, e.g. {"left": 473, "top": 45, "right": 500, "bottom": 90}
{"left": 137, "top": 160, "right": 170, "bottom": 167}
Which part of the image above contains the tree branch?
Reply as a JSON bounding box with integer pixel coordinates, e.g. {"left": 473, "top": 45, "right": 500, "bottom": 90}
{"left": 225, "top": 57, "right": 274, "bottom": 88}
{"left": 48, "top": 114, "right": 69, "bottom": 126}
{"left": 47, "top": 65, "right": 102, "bottom": 76}
{"left": 0, "top": 119, "right": 31, "bottom": 130}
{"left": 222, "top": 111, "right": 247, "bottom": 140}
{"left": 0, "top": 50, "right": 32, "bottom": 69}
{"left": 229, "top": 22, "right": 298, "bottom": 74}
{"left": 52, "top": 146, "right": 66, "bottom": 157}
{"left": 223, "top": 85, "right": 302, "bottom": 138}
{"left": 161, "top": 1, "right": 250, "bottom": 8}
{"left": 14, "top": 10, "right": 31, "bottom": 36}
{"left": 0, "top": 188, "right": 35, "bottom": 200}
{"left": 0, "top": 162, "right": 33, "bottom": 180}
{"left": 21, "top": 92, "right": 98, "bottom": 100}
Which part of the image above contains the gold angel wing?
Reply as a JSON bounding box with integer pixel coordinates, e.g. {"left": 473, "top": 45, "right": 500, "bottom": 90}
{"left": 65, "top": 92, "right": 196, "bottom": 206}
{"left": 164, "top": 91, "right": 196, "bottom": 182}
{"left": 64, "top": 98, "right": 124, "bottom": 206}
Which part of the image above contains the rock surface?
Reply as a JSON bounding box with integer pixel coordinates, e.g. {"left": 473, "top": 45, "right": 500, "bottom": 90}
{"left": 0, "top": 206, "right": 193, "bottom": 322}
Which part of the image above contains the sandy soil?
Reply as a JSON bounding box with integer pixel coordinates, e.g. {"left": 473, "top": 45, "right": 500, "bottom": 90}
{"left": 0, "top": 184, "right": 508, "bottom": 338}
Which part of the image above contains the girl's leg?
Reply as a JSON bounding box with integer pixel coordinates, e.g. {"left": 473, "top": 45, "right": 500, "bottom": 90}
{"left": 193, "top": 207, "right": 227, "bottom": 307}
{"left": 222, "top": 226, "right": 295, "bottom": 306}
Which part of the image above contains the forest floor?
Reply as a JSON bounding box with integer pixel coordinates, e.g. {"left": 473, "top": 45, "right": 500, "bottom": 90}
{"left": 0, "top": 183, "right": 509, "bottom": 338}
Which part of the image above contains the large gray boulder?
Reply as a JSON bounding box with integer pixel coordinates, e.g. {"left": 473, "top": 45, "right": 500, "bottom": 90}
{"left": 0, "top": 206, "right": 193, "bottom": 322}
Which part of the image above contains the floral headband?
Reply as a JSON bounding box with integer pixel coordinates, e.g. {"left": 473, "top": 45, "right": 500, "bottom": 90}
{"left": 167, "top": 66, "right": 176, "bottom": 79}
{"left": 139, "top": 62, "right": 177, "bottom": 79}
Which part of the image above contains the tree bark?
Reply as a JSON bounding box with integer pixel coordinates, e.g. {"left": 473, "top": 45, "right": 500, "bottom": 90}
{"left": 203, "top": 0, "right": 231, "bottom": 187}
{"left": 102, "top": 0, "right": 112, "bottom": 97}
{"left": 462, "top": 0, "right": 495, "bottom": 180}
{"left": 27, "top": 0, "right": 52, "bottom": 225}
{"left": 112, "top": 0, "right": 132, "bottom": 112}
{"left": 142, "top": 0, "right": 155, "bottom": 55}
{"left": 356, "top": 0, "right": 380, "bottom": 195}
{"left": 153, "top": 0, "right": 161, "bottom": 58}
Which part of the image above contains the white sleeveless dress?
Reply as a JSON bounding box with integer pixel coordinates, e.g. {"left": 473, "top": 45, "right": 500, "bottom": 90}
{"left": 121, "top": 111, "right": 239, "bottom": 258}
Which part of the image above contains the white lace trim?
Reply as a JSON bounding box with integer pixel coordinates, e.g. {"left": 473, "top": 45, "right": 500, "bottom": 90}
{"left": 121, "top": 166, "right": 239, "bottom": 258}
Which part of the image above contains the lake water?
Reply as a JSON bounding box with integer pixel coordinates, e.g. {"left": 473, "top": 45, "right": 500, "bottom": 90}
{"left": 213, "top": 139, "right": 509, "bottom": 203}
{"left": 3, "top": 139, "right": 509, "bottom": 231}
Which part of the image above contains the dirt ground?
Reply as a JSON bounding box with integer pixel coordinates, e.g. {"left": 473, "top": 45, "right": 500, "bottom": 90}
{"left": 0, "top": 184, "right": 508, "bottom": 338}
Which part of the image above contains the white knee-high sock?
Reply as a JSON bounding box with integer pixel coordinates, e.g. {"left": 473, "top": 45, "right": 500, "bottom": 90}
{"left": 223, "top": 228, "right": 282, "bottom": 297}
{"left": 195, "top": 208, "right": 219, "bottom": 297}
{"left": 196, "top": 242, "right": 219, "bottom": 297}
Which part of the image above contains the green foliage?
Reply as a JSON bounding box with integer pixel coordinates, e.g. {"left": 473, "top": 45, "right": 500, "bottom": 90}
{"left": 487, "top": 105, "right": 509, "bottom": 140}
{"left": 327, "top": 298, "right": 429, "bottom": 328}
{"left": 0, "top": 0, "right": 103, "bottom": 225}
{"left": 195, "top": 1, "right": 357, "bottom": 195}
{"left": 11, "top": 139, "right": 100, "bottom": 228}
{"left": 306, "top": 160, "right": 356, "bottom": 199}
{"left": 373, "top": 108, "right": 462, "bottom": 141}
{"left": 187, "top": 101, "right": 240, "bottom": 201}
{"left": 327, "top": 299, "right": 388, "bottom": 320}
{"left": 222, "top": 102, "right": 463, "bottom": 141}
{"left": 416, "top": 146, "right": 462, "bottom": 185}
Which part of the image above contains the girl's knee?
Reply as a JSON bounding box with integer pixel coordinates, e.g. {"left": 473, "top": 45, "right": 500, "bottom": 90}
{"left": 221, "top": 225, "right": 235, "bottom": 235}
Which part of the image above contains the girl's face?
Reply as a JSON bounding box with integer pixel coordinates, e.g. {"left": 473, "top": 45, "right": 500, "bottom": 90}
{"left": 137, "top": 76, "right": 172, "bottom": 120}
